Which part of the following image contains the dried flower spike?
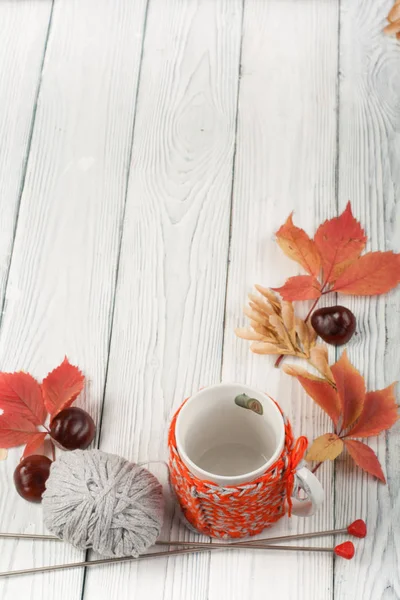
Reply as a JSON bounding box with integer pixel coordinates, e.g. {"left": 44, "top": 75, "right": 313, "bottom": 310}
{"left": 235, "top": 286, "right": 317, "bottom": 359}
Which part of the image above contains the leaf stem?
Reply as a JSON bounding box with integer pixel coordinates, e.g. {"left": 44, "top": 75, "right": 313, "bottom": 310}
{"left": 304, "top": 297, "right": 322, "bottom": 323}
{"left": 50, "top": 440, "right": 56, "bottom": 462}
{"left": 274, "top": 354, "right": 285, "bottom": 368}
{"left": 311, "top": 461, "right": 322, "bottom": 474}
{"left": 304, "top": 279, "right": 332, "bottom": 323}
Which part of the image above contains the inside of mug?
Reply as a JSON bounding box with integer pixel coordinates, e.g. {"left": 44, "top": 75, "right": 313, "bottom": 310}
{"left": 177, "top": 384, "right": 284, "bottom": 479}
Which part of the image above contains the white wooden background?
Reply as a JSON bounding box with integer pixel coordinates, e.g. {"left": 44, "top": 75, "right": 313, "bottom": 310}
{"left": 0, "top": 0, "right": 399, "bottom": 598}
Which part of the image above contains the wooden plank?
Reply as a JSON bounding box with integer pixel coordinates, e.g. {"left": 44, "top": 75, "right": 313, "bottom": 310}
{"left": 0, "top": 0, "right": 52, "bottom": 314}
{"left": 335, "top": 0, "right": 400, "bottom": 597}
{"left": 0, "top": 0, "right": 147, "bottom": 598}
{"left": 210, "top": 1, "right": 339, "bottom": 599}
{"left": 82, "top": 0, "right": 243, "bottom": 598}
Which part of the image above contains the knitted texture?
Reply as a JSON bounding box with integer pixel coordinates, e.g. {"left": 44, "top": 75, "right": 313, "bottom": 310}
{"left": 42, "top": 449, "right": 164, "bottom": 558}
{"left": 168, "top": 401, "right": 307, "bottom": 539}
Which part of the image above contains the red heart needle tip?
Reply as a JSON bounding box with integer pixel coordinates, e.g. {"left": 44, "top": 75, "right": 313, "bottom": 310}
{"left": 334, "top": 541, "right": 355, "bottom": 560}
{"left": 347, "top": 519, "right": 367, "bottom": 538}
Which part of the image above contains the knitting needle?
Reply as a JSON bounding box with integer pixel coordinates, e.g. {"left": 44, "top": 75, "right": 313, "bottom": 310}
{"left": 0, "top": 541, "right": 355, "bottom": 578}
{"left": 0, "top": 519, "right": 366, "bottom": 545}
{"left": 0, "top": 534, "right": 349, "bottom": 553}
{"left": 157, "top": 519, "right": 367, "bottom": 547}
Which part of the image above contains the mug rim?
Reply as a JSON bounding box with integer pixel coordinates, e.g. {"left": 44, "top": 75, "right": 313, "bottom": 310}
{"left": 175, "top": 382, "right": 286, "bottom": 485}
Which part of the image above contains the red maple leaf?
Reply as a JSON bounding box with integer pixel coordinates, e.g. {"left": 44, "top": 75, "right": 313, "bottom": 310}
{"left": 42, "top": 357, "right": 85, "bottom": 418}
{"left": 0, "top": 359, "right": 86, "bottom": 462}
{"left": 0, "top": 372, "right": 46, "bottom": 426}
{"left": 285, "top": 351, "right": 399, "bottom": 482}
{"left": 273, "top": 202, "right": 400, "bottom": 302}
{"left": 0, "top": 413, "right": 40, "bottom": 448}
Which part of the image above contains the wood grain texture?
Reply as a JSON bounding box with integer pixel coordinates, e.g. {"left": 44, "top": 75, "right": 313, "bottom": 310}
{"left": 335, "top": 0, "right": 400, "bottom": 597}
{"left": 0, "top": 0, "right": 52, "bottom": 315}
{"left": 0, "top": 0, "right": 147, "bottom": 598}
{"left": 0, "top": 0, "right": 398, "bottom": 597}
{"left": 82, "top": 1, "right": 243, "bottom": 598}
{"left": 210, "top": 1, "right": 339, "bottom": 599}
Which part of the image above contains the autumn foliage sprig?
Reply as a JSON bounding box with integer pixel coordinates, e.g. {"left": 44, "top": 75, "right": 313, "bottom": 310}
{"left": 272, "top": 202, "right": 400, "bottom": 310}
{"left": 284, "top": 350, "right": 398, "bottom": 482}
{"left": 0, "top": 358, "right": 84, "bottom": 460}
{"left": 236, "top": 202, "right": 400, "bottom": 482}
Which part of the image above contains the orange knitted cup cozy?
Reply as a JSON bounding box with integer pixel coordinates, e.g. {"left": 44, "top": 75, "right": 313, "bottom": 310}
{"left": 168, "top": 400, "right": 308, "bottom": 539}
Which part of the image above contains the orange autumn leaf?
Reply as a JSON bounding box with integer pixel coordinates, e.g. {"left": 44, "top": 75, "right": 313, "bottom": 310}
{"left": 283, "top": 365, "right": 341, "bottom": 426}
{"left": 331, "top": 251, "right": 400, "bottom": 296}
{"left": 346, "top": 384, "right": 399, "bottom": 438}
{"left": 272, "top": 275, "right": 322, "bottom": 301}
{"left": 42, "top": 357, "right": 85, "bottom": 418}
{"left": 271, "top": 202, "right": 400, "bottom": 308}
{"left": 306, "top": 433, "right": 344, "bottom": 462}
{"left": 343, "top": 439, "right": 386, "bottom": 482}
{"left": 314, "top": 202, "right": 367, "bottom": 283}
{"left": 275, "top": 214, "right": 321, "bottom": 276}
{"left": 331, "top": 350, "right": 365, "bottom": 430}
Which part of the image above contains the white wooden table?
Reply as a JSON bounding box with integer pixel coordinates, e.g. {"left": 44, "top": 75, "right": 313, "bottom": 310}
{"left": 0, "top": 0, "right": 399, "bottom": 598}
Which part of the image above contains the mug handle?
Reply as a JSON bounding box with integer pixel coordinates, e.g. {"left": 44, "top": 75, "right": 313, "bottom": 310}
{"left": 290, "top": 466, "right": 324, "bottom": 517}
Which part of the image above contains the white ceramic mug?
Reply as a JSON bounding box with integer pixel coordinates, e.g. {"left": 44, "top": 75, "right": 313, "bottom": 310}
{"left": 175, "top": 382, "right": 324, "bottom": 517}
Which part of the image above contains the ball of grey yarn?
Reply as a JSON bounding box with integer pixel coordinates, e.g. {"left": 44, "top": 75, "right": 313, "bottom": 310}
{"left": 42, "top": 449, "right": 164, "bottom": 558}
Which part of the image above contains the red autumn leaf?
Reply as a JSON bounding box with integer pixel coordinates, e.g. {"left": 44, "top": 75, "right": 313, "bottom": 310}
{"left": 284, "top": 366, "right": 341, "bottom": 426}
{"left": 343, "top": 438, "right": 386, "bottom": 482}
{"left": 275, "top": 214, "right": 321, "bottom": 276}
{"left": 314, "top": 202, "right": 367, "bottom": 284}
{"left": 42, "top": 357, "right": 85, "bottom": 417}
{"left": 0, "top": 413, "right": 39, "bottom": 448}
{"left": 272, "top": 275, "right": 322, "bottom": 301}
{"left": 22, "top": 432, "right": 47, "bottom": 458}
{"left": 0, "top": 372, "right": 46, "bottom": 426}
{"left": 346, "top": 384, "right": 399, "bottom": 438}
{"left": 331, "top": 350, "right": 365, "bottom": 430}
{"left": 330, "top": 251, "right": 400, "bottom": 296}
